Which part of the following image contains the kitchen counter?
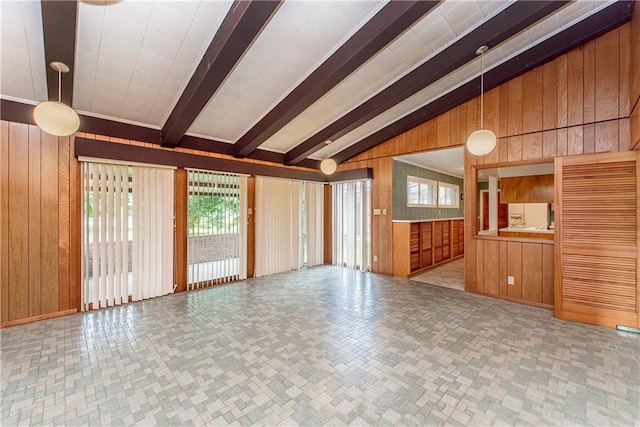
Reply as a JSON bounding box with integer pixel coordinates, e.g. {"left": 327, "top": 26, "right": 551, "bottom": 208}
{"left": 498, "top": 226, "right": 554, "bottom": 241}
{"left": 499, "top": 227, "right": 554, "bottom": 235}
{"left": 392, "top": 217, "right": 463, "bottom": 223}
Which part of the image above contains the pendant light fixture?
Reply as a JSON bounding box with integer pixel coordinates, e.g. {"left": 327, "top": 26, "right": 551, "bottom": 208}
{"left": 466, "top": 45, "right": 496, "bottom": 156}
{"left": 320, "top": 158, "right": 337, "bottom": 175}
{"left": 33, "top": 61, "right": 80, "bottom": 137}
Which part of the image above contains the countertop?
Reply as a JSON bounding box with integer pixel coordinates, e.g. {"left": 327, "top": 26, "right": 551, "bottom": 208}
{"left": 499, "top": 227, "right": 554, "bottom": 235}
{"left": 392, "top": 217, "right": 464, "bottom": 223}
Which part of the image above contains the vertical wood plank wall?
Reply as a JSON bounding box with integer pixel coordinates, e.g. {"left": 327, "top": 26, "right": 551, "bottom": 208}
{"left": 174, "top": 169, "right": 188, "bottom": 293}
{"left": 339, "top": 24, "right": 636, "bottom": 302}
{"left": 1, "top": 23, "right": 638, "bottom": 324}
{"left": 631, "top": 7, "right": 640, "bottom": 149}
{"left": 0, "top": 123, "right": 78, "bottom": 322}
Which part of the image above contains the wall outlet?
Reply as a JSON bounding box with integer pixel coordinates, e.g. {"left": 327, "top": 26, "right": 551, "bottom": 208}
{"left": 373, "top": 255, "right": 378, "bottom": 262}
{"left": 382, "top": 208, "right": 387, "bottom": 215}
{"left": 507, "top": 276, "right": 515, "bottom": 285}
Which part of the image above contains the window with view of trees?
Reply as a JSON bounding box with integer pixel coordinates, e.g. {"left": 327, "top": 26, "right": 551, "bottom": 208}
{"left": 187, "top": 170, "right": 246, "bottom": 288}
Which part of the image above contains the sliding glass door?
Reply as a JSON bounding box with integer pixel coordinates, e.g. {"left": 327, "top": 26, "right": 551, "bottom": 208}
{"left": 81, "top": 161, "right": 175, "bottom": 310}
{"left": 332, "top": 180, "right": 371, "bottom": 271}
{"left": 187, "top": 170, "right": 247, "bottom": 289}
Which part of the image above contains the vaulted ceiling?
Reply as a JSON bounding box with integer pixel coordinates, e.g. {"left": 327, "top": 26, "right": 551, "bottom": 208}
{"left": 1, "top": 0, "right": 634, "bottom": 170}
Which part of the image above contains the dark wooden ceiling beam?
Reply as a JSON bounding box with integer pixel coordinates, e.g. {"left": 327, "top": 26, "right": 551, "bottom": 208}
{"left": 233, "top": 0, "right": 440, "bottom": 158}
{"left": 284, "top": 0, "right": 569, "bottom": 165}
{"left": 75, "top": 137, "right": 365, "bottom": 182}
{"left": 41, "top": 0, "right": 77, "bottom": 105}
{"left": 161, "top": 0, "right": 282, "bottom": 147}
{"left": 332, "top": 1, "right": 634, "bottom": 164}
{"left": 0, "top": 98, "right": 320, "bottom": 169}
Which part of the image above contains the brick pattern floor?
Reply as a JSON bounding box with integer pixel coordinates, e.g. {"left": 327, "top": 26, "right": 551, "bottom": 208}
{"left": 1, "top": 266, "right": 638, "bottom": 426}
{"left": 410, "top": 258, "right": 465, "bottom": 291}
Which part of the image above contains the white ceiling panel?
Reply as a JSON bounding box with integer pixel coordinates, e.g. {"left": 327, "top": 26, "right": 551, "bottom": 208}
{"left": 74, "top": 0, "right": 233, "bottom": 126}
{"left": 187, "top": 0, "right": 387, "bottom": 142}
{"left": 0, "top": 0, "right": 626, "bottom": 168}
{"left": 312, "top": 0, "right": 614, "bottom": 160}
{"left": 0, "top": 1, "right": 47, "bottom": 103}
{"left": 396, "top": 147, "right": 465, "bottom": 179}
{"left": 259, "top": 0, "right": 512, "bottom": 154}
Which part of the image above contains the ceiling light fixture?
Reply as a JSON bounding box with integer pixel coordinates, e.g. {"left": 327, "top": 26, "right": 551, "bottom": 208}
{"left": 466, "top": 45, "right": 496, "bottom": 156}
{"left": 320, "top": 158, "right": 337, "bottom": 175}
{"left": 33, "top": 61, "right": 80, "bottom": 137}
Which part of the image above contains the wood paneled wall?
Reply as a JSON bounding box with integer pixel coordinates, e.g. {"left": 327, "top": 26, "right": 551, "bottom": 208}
{"left": 472, "top": 238, "right": 554, "bottom": 308}
{"left": 631, "top": 5, "right": 640, "bottom": 149}
{"left": 1, "top": 122, "right": 80, "bottom": 323}
{"left": 1, "top": 125, "right": 314, "bottom": 324}
{"left": 340, "top": 157, "right": 394, "bottom": 274}
{"left": 1, "top": 24, "right": 636, "bottom": 324}
{"left": 339, "top": 24, "right": 635, "bottom": 298}
{"left": 174, "top": 169, "right": 188, "bottom": 293}
{"left": 323, "top": 184, "right": 332, "bottom": 264}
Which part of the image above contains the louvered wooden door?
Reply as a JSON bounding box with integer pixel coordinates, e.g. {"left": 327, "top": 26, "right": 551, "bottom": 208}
{"left": 555, "top": 152, "right": 639, "bottom": 328}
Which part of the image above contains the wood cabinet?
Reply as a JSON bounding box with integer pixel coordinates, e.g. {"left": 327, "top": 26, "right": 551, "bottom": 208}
{"left": 500, "top": 174, "right": 554, "bottom": 203}
{"left": 393, "top": 219, "right": 464, "bottom": 278}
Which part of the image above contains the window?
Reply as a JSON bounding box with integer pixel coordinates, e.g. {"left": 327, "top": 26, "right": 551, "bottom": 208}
{"left": 407, "top": 176, "right": 437, "bottom": 207}
{"left": 333, "top": 180, "right": 371, "bottom": 271}
{"left": 187, "top": 170, "right": 247, "bottom": 289}
{"left": 438, "top": 182, "right": 460, "bottom": 208}
{"left": 81, "top": 161, "right": 175, "bottom": 311}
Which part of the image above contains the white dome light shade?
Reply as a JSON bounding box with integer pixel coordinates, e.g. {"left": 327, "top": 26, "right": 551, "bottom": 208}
{"left": 320, "top": 158, "right": 337, "bottom": 175}
{"left": 466, "top": 129, "right": 497, "bottom": 156}
{"left": 33, "top": 101, "right": 80, "bottom": 136}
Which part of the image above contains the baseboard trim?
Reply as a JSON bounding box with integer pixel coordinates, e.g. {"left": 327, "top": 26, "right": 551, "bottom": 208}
{"left": 1, "top": 309, "right": 78, "bottom": 328}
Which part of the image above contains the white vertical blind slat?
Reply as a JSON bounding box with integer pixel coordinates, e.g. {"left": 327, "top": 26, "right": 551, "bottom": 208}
{"left": 113, "top": 165, "right": 122, "bottom": 305}
{"left": 82, "top": 162, "right": 174, "bottom": 310}
{"left": 106, "top": 164, "right": 114, "bottom": 306}
{"left": 239, "top": 175, "right": 248, "bottom": 280}
{"left": 306, "top": 182, "right": 324, "bottom": 268}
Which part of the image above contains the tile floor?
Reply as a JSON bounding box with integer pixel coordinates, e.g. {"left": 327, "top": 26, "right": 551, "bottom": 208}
{"left": 410, "top": 258, "right": 465, "bottom": 291}
{"left": 1, "top": 266, "right": 639, "bottom": 426}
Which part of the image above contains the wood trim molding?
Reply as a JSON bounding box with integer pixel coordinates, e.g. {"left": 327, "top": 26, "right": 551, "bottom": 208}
{"left": 74, "top": 137, "right": 372, "bottom": 183}
{"left": 0, "top": 308, "right": 77, "bottom": 328}
{"left": 0, "top": 100, "right": 321, "bottom": 168}
{"left": 467, "top": 290, "right": 553, "bottom": 310}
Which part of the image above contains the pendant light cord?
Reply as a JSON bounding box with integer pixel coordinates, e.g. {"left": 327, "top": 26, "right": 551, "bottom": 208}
{"left": 480, "top": 49, "right": 484, "bottom": 129}
{"left": 57, "top": 66, "right": 62, "bottom": 103}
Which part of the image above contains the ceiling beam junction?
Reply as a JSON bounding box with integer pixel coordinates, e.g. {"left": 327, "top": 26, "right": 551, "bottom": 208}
{"left": 41, "top": 0, "right": 78, "bottom": 105}
{"left": 332, "top": 1, "right": 634, "bottom": 164}
{"left": 161, "top": 0, "right": 282, "bottom": 147}
{"left": 233, "top": 0, "right": 440, "bottom": 159}
{"left": 285, "top": 0, "right": 569, "bottom": 165}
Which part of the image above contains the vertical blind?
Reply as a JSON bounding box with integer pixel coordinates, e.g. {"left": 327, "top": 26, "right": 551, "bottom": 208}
{"left": 305, "top": 182, "right": 324, "bottom": 267}
{"left": 186, "top": 170, "right": 247, "bottom": 289}
{"left": 255, "top": 177, "right": 324, "bottom": 277}
{"left": 255, "top": 177, "right": 298, "bottom": 276}
{"left": 333, "top": 180, "right": 371, "bottom": 271}
{"left": 81, "top": 161, "right": 174, "bottom": 311}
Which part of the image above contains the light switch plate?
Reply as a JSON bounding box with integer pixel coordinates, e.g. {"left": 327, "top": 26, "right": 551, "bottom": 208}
{"left": 507, "top": 276, "right": 515, "bottom": 285}
{"left": 373, "top": 208, "right": 381, "bottom": 215}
